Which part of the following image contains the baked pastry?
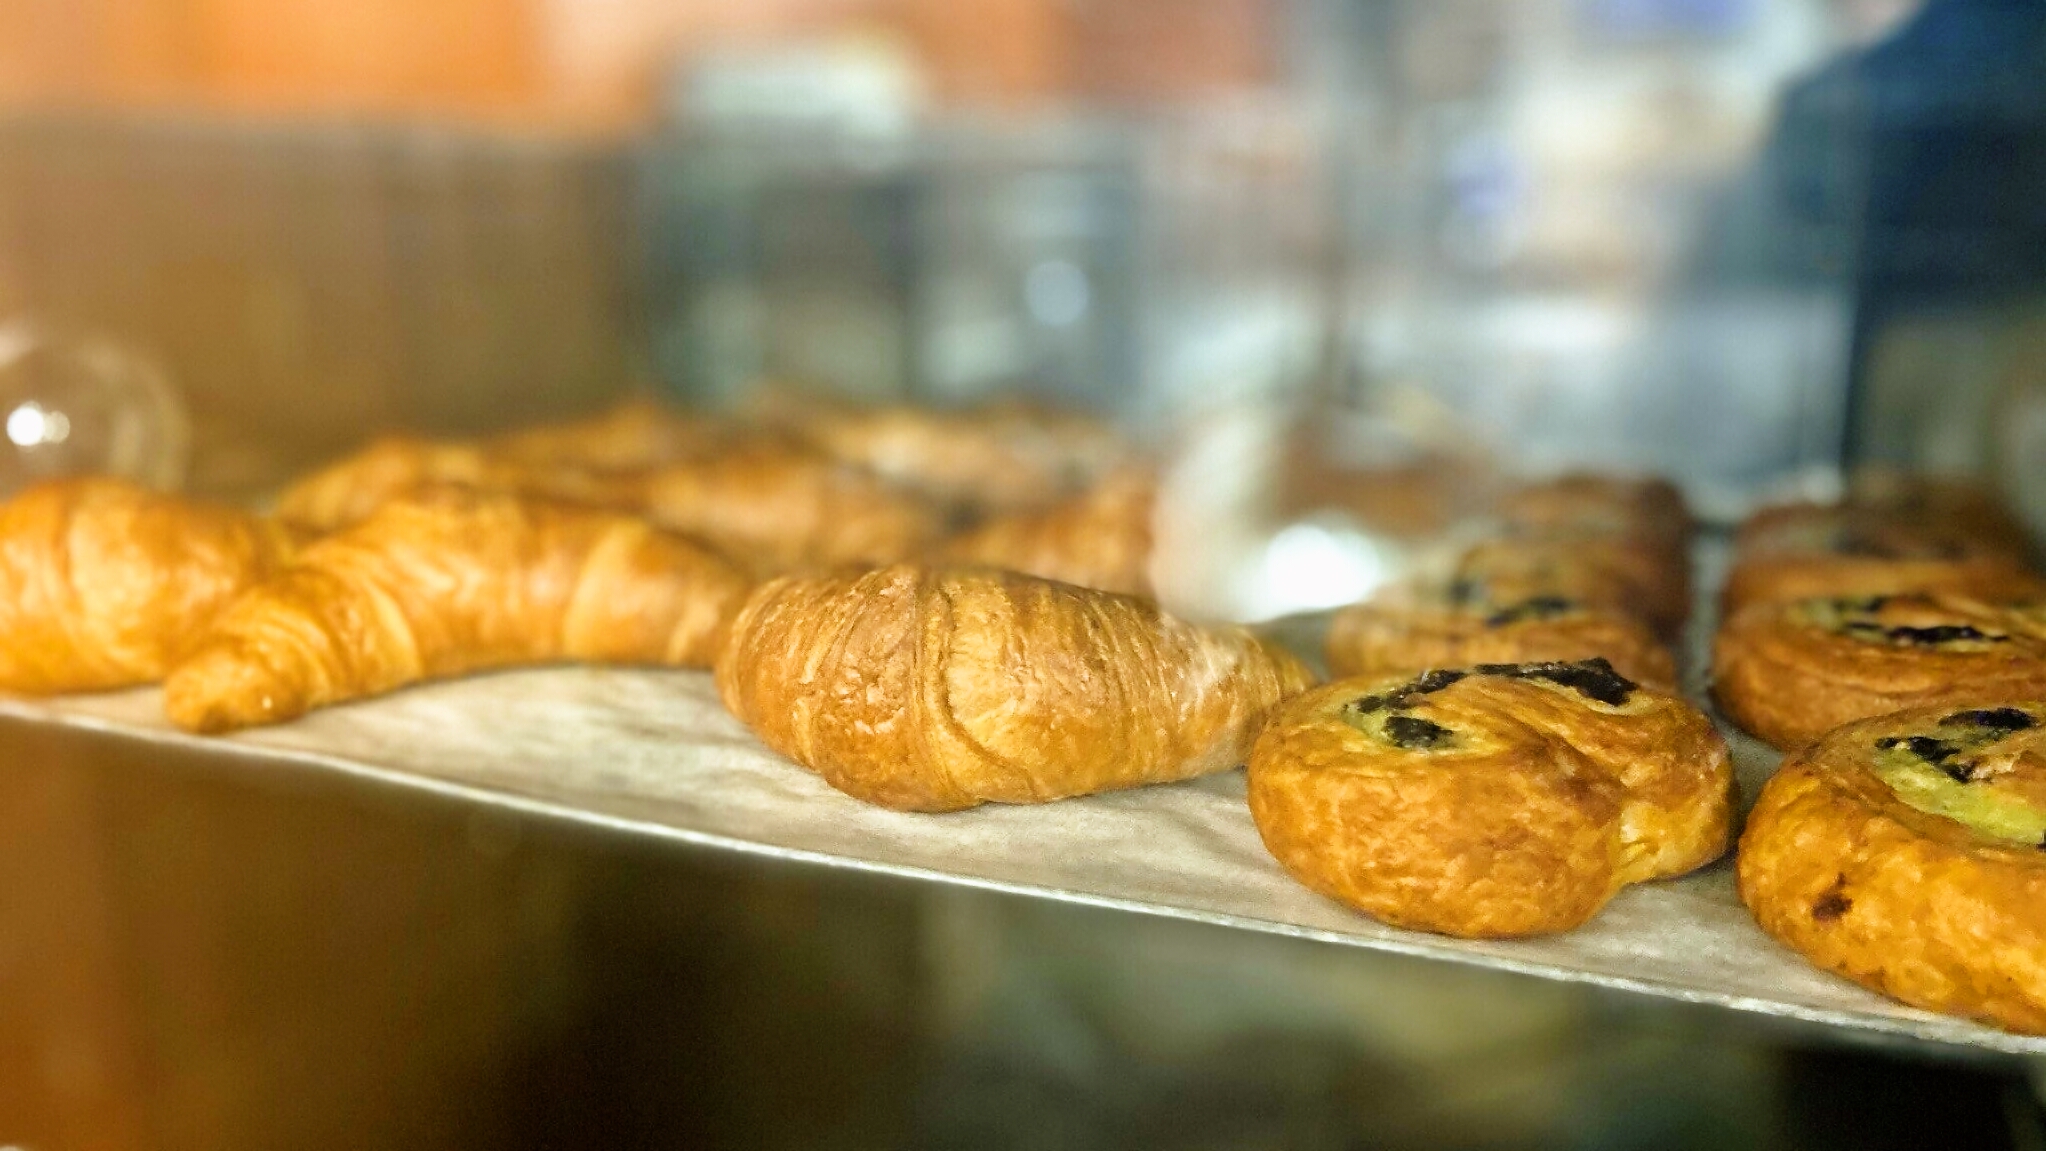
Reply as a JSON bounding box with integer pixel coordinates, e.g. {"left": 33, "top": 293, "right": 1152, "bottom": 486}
{"left": 1723, "top": 508, "right": 2040, "bottom": 617}
{"left": 485, "top": 397, "right": 727, "bottom": 472}
{"left": 274, "top": 436, "right": 636, "bottom": 533}
{"left": 795, "top": 401, "right": 1127, "bottom": 517}
{"left": 1845, "top": 469, "right": 2031, "bottom": 561}
{"left": 935, "top": 467, "right": 1155, "bottom": 597}
{"left": 715, "top": 564, "right": 1315, "bottom": 812}
{"left": 165, "top": 487, "right": 751, "bottom": 733}
{"left": 1453, "top": 534, "right": 1689, "bottom": 640}
{"left": 1498, "top": 473, "right": 1692, "bottom": 571}
{"left": 1715, "top": 593, "right": 2046, "bottom": 751}
{"left": 1248, "top": 659, "right": 1732, "bottom": 938}
{"left": 1739, "top": 703, "right": 2046, "bottom": 1033}
{"left": 636, "top": 441, "right": 941, "bottom": 573}
{"left": 1326, "top": 588, "right": 1677, "bottom": 692}
{"left": 0, "top": 478, "right": 297, "bottom": 693}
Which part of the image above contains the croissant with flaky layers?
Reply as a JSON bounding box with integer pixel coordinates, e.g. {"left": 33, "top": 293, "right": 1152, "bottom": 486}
{"left": 165, "top": 487, "right": 752, "bottom": 733}
{"left": 0, "top": 478, "right": 298, "bottom": 693}
{"left": 274, "top": 435, "right": 641, "bottom": 533}
{"left": 715, "top": 564, "right": 1316, "bottom": 812}
{"left": 935, "top": 467, "right": 1156, "bottom": 597}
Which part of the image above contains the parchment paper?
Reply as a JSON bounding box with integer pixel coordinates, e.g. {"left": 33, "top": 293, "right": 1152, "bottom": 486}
{"left": 4, "top": 665, "right": 2043, "bottom": 1058}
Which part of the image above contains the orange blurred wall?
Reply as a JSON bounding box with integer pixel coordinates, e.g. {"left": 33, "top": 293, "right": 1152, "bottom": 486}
{"left": 0, "top": 0, "right": 1273, "bottom": 127}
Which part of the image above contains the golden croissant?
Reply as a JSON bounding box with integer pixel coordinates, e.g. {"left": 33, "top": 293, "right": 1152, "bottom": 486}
{"left": 274, "top": 435, "right": 639, "bottom": 533}
{"left": 485, "top": 397, "right": 727, "bottom": 471}
{"left": 715, "top": 564, "right": 1316, "bottom": 812}
{"left": 795, "top": 401, "right": 1128, "bottom": 516}
{"left": 936, "top": 467, "right": 1155, "bottom": 597}
{"left": 636, "top": 441, "right": 941, "bottom": 573}
{"left": 0, "top": 478, "right": 297, "bottom": 693}
{"left": 165, "top": 487, "right": 752, "bottom": 733}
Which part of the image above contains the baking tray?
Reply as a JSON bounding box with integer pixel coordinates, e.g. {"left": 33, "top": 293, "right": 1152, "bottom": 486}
{"left": 2, "top": 650, "right": 2042, "bottom": 1059}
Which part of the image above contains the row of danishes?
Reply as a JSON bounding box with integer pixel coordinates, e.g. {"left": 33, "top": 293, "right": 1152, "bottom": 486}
{"left": 0, "top": 398, "right": 2039, "bottom": 1035}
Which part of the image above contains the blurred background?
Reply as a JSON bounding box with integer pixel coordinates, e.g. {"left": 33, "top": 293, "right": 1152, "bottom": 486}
{"left": 4, "top": 0, "right": 2046, "bottom": 1147}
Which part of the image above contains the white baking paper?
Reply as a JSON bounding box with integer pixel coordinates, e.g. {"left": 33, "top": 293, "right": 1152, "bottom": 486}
{"left": 2, "top": 663, "right": 2041, "bottom": 1058}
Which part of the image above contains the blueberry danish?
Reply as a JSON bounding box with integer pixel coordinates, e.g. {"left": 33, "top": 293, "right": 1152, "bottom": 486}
{"left": 1248, "top": 660, "right": 1732, "bottom": 938}
{"left": 1326, "top": 587, "right": 1677, "bottom": 692}
{"left": 1724, "top": 505, "right": 2040, "bottom": 617}
{"left": 1739, "top": 703, "right": 2046, "bottom": 1034}
{"left": 1714, "top": 593, "right": 2046, "bottom": 751}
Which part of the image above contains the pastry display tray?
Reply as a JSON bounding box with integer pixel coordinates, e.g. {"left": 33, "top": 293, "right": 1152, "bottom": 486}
{"left": 5, "top": 663, "right": 2044, "bottom": 1059}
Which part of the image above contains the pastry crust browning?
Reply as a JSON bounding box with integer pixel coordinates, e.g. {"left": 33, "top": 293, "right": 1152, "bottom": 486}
{"left": 1739, "top": 705, "right": 2046, "bottom": 1034}
{"left": 165, "top": 487, "right": 751, "bottom": 732}
{"left": 1455, "top": 535, "right": 1690, "bottom": 640}
{"left": 0, "top": 479, "right": 297, "bottom": 693}
{"left": 936, "top": 467, "right": 1156, "bottom": 597}
{"left": 1249, "top": 662, "right": 1732, "bottom": 938}
{"left": 1327, "top": 592, "right": 1677, "bottom": 692}
{"left": 1714, "top": 594, "right": 2046, "bottom": 751}
{"left": 715, "top": 564, "right": 1315, "bottom": 812}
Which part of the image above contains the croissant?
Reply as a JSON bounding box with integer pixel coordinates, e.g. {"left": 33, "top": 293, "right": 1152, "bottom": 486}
{"left": 935, "top": 467, "right": 1155, "bottom": 597}
{"left": 0, "top": 478, "right": 297, "bottom": 693}
{"left": 274, "top": 436, "right": 638, "bottom": 533}
{"left": 637, "top": 441, "right": 941, "bottom": 573}
{"left": 715, "top": 564, "right": 1316, "bottom": 811}
{"left": 795, "top": 402, "right": 1128, "bottom": 516}
{"left": 165, "top": 487, "right": 752, "bottom": 733}
{"left": 486, "top": 397, "right": 728, "bottom": 471}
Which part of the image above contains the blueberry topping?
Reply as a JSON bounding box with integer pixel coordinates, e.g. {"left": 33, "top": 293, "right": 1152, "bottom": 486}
{"left": 1884, "top": 624, "right": 2001, "bottom": 646}
{"left": 1470, "top": 657, "right": 1637, "bottom": 706}
{"left": 1446, "top": 578, "right": 1481, "bottom": 606}
{"left": 1384, "top": 715, "right": 1455, "bottom": 749}
{"left": 1349, "top": 669, "right": 1468, "bottom": 715}
{"left": 1940, "top": 707, "right": 2037, "bottom": 733}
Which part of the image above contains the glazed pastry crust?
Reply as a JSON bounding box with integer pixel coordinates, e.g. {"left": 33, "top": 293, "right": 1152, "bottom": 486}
{"left": 715, "top": 564, "right": 1315, "bottom": 812}
{"left": 1249, "top": 666, "right": 1731, "bottom": 938}
{"left": 1739, "top": 706, "right": 2046, "bottom": 1034}
{"left": 165, "top": 487, "right": 751, "bottom": 733}
{"left": 1326, "top": 593, "right": 1677, "bottom": 692}
{"left": 1714, "top": 595, "right": 2046, "bottom": 751}
{"left": 0, "top": 479, "right": 297, "bottom": 693}
{"left": 485, "top": 397, "right": 727, "bottom": 472}
{"left": 936, "top": 467, "right": 1155, "bottom": 597}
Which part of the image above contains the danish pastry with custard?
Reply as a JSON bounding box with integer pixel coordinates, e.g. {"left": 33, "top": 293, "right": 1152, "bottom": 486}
{"left": 1325, "top": 588, "right": 1677, "bottom": 693}
{"left": 1724, "top": 506, "right": 2039, "bottom": 617}
{"left": 1714, "top": 593, "right": 2046, "bottom": 751}
{"left": 1248, "top": 659, "right": 1732, "bottom": 938}
{"left": 1739, "top": 704, "right": 2046, "bottom": 1034}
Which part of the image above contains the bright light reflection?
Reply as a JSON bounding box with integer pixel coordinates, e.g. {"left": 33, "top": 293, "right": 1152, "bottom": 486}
{"left": 7, "top": 403, "right": 45, "bottom": 446}
{"left": 1258, "top": 522, "right": 1389, "bottom": 617}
